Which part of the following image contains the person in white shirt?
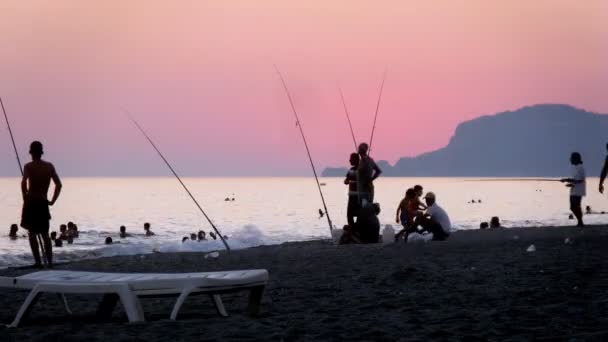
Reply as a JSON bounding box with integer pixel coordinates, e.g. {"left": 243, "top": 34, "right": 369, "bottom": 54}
{"left": 561, "top": 152, "right": 586, "bottom": 227}
{"left": 420, "top": 192, "right": 451, "bottom": 241}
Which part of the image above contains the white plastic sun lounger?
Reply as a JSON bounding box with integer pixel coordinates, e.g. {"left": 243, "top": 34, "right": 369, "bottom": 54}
{"left": 0, "top": 269, "right": 268, "bottom": 327}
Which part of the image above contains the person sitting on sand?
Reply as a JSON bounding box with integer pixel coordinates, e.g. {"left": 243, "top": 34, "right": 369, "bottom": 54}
{"left": 585, "top": 206, "right": 592, "bottom": 215}
{"left": 209, "top": 231, "right": 217, "bottom": 240}
{"left": 418, "top": 192, "right": 451, "bottom": 241}
{"left": 560, "top": 152, "right": 586, "bottom": 227}
{"left": 9, "top": 224, "right": 19, "bottom": 240}
{"left": 339, "top": 224, "right": 362, "bottom": 244}
{"left": 480, "top": 222, "right": 489, "bottom": 229}
{"left": 119, "top": 225, "right": 131, "bottom": 238}
{"left": 190, "top": 233, "right": 197, "bottom": 240}
{"left": 490, "top": 216, "right": 501, "bottom": 228}
{"left": 144, "top": 222, "right": 155, "bottom": 236}
{"left": 105, "top": 237, "right": 113, "bottom": 245}
{"left": 357, "top": 203, "right": 382, "bottom": 244}
{"left": 198, "top": 230, "right": 207, "bottom": 241}
{"left": 345, "top": 152, "right": 360, "bottom": 226}
{"left": 182, "top": 236, "right": 189, "bottom": 243}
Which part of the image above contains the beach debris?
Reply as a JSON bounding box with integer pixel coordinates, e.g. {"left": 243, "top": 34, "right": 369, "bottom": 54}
{"left": 564, "top": 237, "right": 572, "bottom": 244}
{"left": 382, "top": 225, "right": 395, "bottom": 245}
{"left": 204, "top": 251, "right": 220, "bottom": 259}
{"left": 526, "top": 244, "right": 536, "bottom": 252}
{"left": 331, "top": 229, "right": 344, "bottom": 244}
{"left": 407, "top": 233, "right": 433, "bottom": 243}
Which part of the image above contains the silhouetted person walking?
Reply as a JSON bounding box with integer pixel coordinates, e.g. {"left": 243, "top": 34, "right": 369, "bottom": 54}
{"left": 20, "top": 141, "right": 62, "bottom": 267}
{"left": 561, "top": 152, "right": 585, "bottom": 227}
{"left": 599, "top": 143, "right": 608, "bottom": 194}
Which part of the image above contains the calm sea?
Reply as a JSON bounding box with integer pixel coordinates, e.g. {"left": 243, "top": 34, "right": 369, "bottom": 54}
{"left": 0, "top": 177, "right": 605, "bottom": 267}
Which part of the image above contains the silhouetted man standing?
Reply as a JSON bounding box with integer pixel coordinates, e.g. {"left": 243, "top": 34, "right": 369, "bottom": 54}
{"left": 357, "top": 142, "right": 382, "bottom": 206}
{"left": 599, "top": 143, "right": 608, "bottom": 194}
{"left": 21, "top": 141, "right": 62, "bottom": 267}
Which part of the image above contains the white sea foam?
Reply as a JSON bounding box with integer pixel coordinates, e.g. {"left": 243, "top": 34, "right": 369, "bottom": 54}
{"left": 1, "top": 177, "right": 605, "bottom": 268}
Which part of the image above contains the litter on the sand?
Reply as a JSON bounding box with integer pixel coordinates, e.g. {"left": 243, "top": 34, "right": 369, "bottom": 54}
{"left": 204, "top": 251, "right": 220, "bottom": 259}
{"left": 407, "top": 233, "right": 433, "bottom": 243}
{"left": 526, "top": 245, "right": 536, "bottom": 252}
{"left": 381, "top": 225, "right": 395, "bottom": 244}
{"left": 331, "top": 229, "right": 344, "bottom": 244}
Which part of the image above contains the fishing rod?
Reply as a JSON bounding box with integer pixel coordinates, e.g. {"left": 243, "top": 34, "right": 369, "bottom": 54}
{"left": 126, "top": 112, "right": 231, "bottom": 252}
{"left": 464, "top": 178, "right": 562, "bottom": 182}
{"left": 368, "top": 67, "right": 387, "bottom": 155}
{"left": 273, "top": 65, "right": 333, "bottom": 235}
{"left": 338, "top": 85, "right": 358, "bottom": 150}
{"left": 1, "top": 97, "right": 49, "bottom": 266}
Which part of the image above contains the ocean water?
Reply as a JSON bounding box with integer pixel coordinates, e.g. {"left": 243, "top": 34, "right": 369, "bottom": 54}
{"left": 0, "top": 177, "right": 605, "bottom": 267}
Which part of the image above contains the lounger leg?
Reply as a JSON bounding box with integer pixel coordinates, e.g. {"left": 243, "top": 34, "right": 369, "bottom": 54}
{"left": 8, "top": 286, "right": 43, "bottom": 328}
{"left": 117, "top": 287, "right": 144, "bottom": 323}
{"left": 96, "top": 293, "right": 119, "bottom": 321}
{"left": 170, "top": 286, "right": 195, "bottom": 320}
{"left": 247, "top": 286, "right": 265, "bottom": 316}
{"left": 211, "top": 294, "right": 228, "bottom": 317}
{"left": 58, "top": 294, "right": 72, "bottom": 315}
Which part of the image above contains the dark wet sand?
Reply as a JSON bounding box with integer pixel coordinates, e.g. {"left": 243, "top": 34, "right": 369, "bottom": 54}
{"left": 2, "top": 225, "right": 608, "bottom": 341}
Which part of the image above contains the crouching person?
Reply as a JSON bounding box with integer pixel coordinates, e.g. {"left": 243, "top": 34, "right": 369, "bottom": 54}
{"left": 419, "top": 192, "right": 451, "bottom": 241}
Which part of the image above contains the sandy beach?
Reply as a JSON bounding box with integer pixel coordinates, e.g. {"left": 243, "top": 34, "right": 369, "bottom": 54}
{"left": 1, "top": 225, "right": 608, "bottom": 341}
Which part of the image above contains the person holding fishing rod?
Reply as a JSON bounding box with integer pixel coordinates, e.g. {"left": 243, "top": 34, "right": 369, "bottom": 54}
{"left": 20, "top": 141, "right": 62, "bottom": 267}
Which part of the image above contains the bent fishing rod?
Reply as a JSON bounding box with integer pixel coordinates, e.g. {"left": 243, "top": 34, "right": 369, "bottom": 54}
{"left": 338, "top": 85, "right": 358, "bottom": 150}
{"left": 274, "top": 65, "right": 333, "bottom": 235}
{"left": 368, "top": 67, "right": 387, "bottom": 155}
{"left": 1, "top": 97, "right": 49, "bottom": 266}
{"left": 126, "top": 112, "right": 231, "bottom": 252}
{"left": 464, "top": 178, "right": 563, "bottom": 182}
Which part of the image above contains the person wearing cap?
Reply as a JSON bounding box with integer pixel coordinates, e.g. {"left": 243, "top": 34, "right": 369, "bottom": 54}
{"left": 20, "top": 141, "right": 62, "bottom": 267}
{"left": 356, "top": 142, "right": 382, "bottom": 207}
{"left": 420, "top": 192, "right": 451, "bottom": 241}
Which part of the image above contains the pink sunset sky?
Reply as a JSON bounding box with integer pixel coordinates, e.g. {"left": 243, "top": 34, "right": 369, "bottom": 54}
{"left": 0, "top": 0, "right": 607, "bottom": 176}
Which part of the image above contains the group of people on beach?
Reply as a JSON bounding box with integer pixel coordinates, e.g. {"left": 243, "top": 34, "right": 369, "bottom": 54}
{"left": 339, "top": 143, "right": 382, "bottom": 244}
{"left": 394, "top": 185, "right": 452, "bottom": 241}
{"left": 6, "top": 137, "right": 605, "bottom": 268}
{"left": 340, "top": 143, "right": 452, "bottom": 244}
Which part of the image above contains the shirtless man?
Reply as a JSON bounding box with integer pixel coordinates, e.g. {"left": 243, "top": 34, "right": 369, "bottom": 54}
{"left": 20, "top": 141, "right": 62, "bottom": 267}
{"left": 357, "top": 143, "right": 382, "bottom": 206}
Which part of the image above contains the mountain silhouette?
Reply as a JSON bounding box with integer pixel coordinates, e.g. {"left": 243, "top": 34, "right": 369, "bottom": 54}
{"left": 322, "top": 104, "right": 605, "bottom": 177}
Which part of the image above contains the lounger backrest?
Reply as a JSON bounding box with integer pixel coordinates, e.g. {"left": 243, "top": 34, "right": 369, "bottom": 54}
{"left": 0, "top": 276, "right": 16, "bottom": 288}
